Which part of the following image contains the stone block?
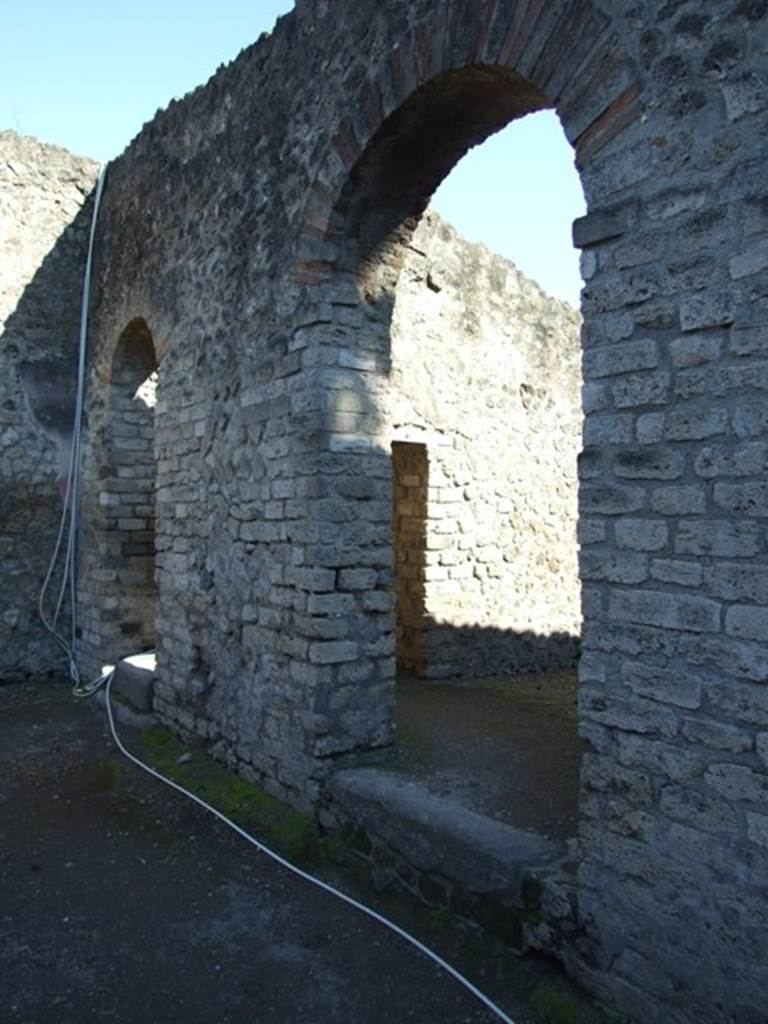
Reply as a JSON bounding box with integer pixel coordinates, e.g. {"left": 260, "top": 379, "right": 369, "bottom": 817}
{"left": 680, "top": 635, "right": 768, "bottom": 685}
{"left": 622, "top": 660, "right": 702, "bottom": 710}
{"left": 705, "top": 763, "right": 768, "bottom": 805}
{"left": 583, "top": 339, "right": 659, "bottom": 379}
{"left": 584, "top": 413, "right": 635, "bottom": 445}
{"left": 659, "top": 784, "right": 739, "bottom": 832}
{"left": 636, "top": 413, "right": 665, "bottom": 444}
{"left": 714, "top": 482, "right": 768, "bottom": 518}
{"left": 581, "top": 550, "right": 648, "bottom": 584}
{"left": 582, "top": 484, "right": 646, "bottom": 515}
{"left": 664, "top": 404, "right": 728, "bottom": 441}
{"left": 675, "top": 520, "right": 761, "bottom": 558}
{"left": 572, "top": 209, "right": 628, "bottom": 248}
{"left": 695, "top": 442, "right": 768, "bottom": 479}
{"left": 747, "top": 812, "right": 768, "bottom": 848}
{"left": 725, "top": 604, "right": 768, "bottom": 642}
{"left": 308, "top": 641, "right": 359, "bottom": 665}
{"left": 615, "top": 518, "right": 669, "bottom": 552}
{"left": 682, "top": 718, "right": 753, "bottom": 754}
{"left": 307, "top": 592, "right": 356, "bottom": 616}
{"left": 704, "top": 562, "right": 768, "bottom": 603}
{"left": 614, "top": 446, "right": 684, "bottom": 480}
{"left": 617, "top": 733, "right": 704, "bottom": 781}
{"left": 650, "top": 559, "right": 703, "bottom": 588}
{"left": 609, "top": 588, "right": 721, "bottom": 633}
{"left": 112, "top": 652, "right": 157, "bottom": 712}
{"left": 362, "top": 591, "right": 393, "bottom": 612}
{"left": 580, "top": 687, "right": 679, "bottom": 738}
{"left": 338, "top": 568, "right": 378, "bottom": 590}
{"left": 650, "top": 485, "right": 707, "bottom": 516}
{"left": 669, "top": 333, "right": 724, "bottom": 367}
{"left": 679, "top": 291, "right": 734, "bottom": 332}
{"left": 612, "top": 371, "right": 671, "bottom": 408}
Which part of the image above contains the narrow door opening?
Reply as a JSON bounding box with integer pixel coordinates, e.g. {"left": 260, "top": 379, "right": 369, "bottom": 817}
{"left": 106, "top": 319, "right": 158, "bottom": 653}
{"left": 392, "top": 441, "right": 428, "bottom": 676}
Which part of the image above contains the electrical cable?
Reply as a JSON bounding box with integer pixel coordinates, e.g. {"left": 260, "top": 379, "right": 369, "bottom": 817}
{"left": 38, "top": 164, "right": 108, "bottom": 690}
{"left": 102, "top": 672, "right": 517, "bottom": 1024}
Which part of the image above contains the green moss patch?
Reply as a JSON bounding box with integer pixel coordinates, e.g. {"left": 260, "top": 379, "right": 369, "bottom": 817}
{"left": 137, "top": 727, "right": 317, "bottom": 862}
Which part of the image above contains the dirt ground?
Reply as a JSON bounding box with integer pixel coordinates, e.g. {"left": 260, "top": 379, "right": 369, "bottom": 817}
{"left": 396, "top": 669, "right": 582, "bottom": 840}
{"left": 1, "top": 678, "right": 617, "bottom": 1024}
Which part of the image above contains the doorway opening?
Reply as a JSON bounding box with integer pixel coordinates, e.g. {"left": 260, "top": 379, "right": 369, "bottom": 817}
{"left": 358, "top": 110, "right": 584, "bottom": 842}
{"left": 391, "top": 441, "right": 429, "bottom": 676}
{"left": 104, "top": 318, "right": 158, "bottom": 654}
{"left": 320, "top": 66, "right": 587, "bottom": 847}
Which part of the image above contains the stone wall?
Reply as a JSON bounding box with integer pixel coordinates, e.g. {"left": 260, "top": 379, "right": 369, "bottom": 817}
{"left": 0, "top": 131, "right": 99, "bottom": 679}
{"left": 5, "top": 2, "right": 768, "bottom": 1022}
{"left": 386, "top": 211, "right": 581, "bottom": 678}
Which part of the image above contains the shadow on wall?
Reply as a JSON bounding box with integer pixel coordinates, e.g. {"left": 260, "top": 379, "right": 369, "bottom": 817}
{"left": 416, "top": 619, "right": 580, "bottom": 680}
{"left": 1, "top": 186, "right": 98, "bottom": 679}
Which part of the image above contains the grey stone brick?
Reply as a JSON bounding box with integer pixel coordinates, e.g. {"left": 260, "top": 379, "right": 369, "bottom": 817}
{"left": 307, "top": 593, "right": 356, "bottom": 616}
{"left": 581, "top": 550, "right": 648, "bottom": 584}
{"left": 660, "top": 784, "right": 739, "bottom": 832}
{"left": 582, "top": 485, "right": 646, "bottom": 515}
{"left": 636, "top": 413, "right": 665, "bottom": 444}
{"left": 615, "top": 518, "right": 669, "bottom": 552}
{"left": 584, "top": 413, "right": 635, "bottom": 445}
{"left": 675, "top": 520, "right": 761, "bottom": 558}
{"left": 679, "top": 292, "right": 734, "bottom": 332}
{"left": 651, "top": 485, "right": 707, "bottom": 516}
{"left": 613, "top": 371, "right": 671, "bottom": 408}
{"left": 695, "top": 442, "right": 768, "bottom": 479}
{"left": 680, "top": 635, "right": 768, "bottom": 684}
{"left": 609, "top": 588, "right": 721, "bottom": 633}
{"left": 583, "top": 339, "right": 659, "bottom": 379}
{"left": 338, "top": 568, "right": 378, "bottom": 591}
{"left": 705, "top": 763, "right": 768, "bottom": 805}
{"left": 725, "top": 604, "right": 768, "bottom": 642}
{"left": 670, "top": 333, "right": 724, "bottom": 367}
{"left": 714, "top": 482, "right": 768, "bottom": 518}
{"left": 614, "top": 446, "right": 684, "bottom": 480}
{"left": 664, "top": 404, "right": 729, "bottom": 441}
{"left": 308, "top": 641, "right": 359, "bottom": 665}
{"left": 617, "top": 733, "right": 704, "bottom": 781}
{"left": 747, "top": 812, "right": 768, "bottom": 848}
{"left": 682, "top": 718, "right": 753, "bottom": 754}
{"left": 622, "top": 661, "right": 702, "bottom": 710}
{"left": 650, "top": 559, "right": 704, "bottom": 588}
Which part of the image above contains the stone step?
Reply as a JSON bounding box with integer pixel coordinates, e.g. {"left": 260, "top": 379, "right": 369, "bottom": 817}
{"left": 327, "top": 767, "right": 567, "bottom": 947}
{"left": 111, "top": 651, "right": 157, "bottom": 714}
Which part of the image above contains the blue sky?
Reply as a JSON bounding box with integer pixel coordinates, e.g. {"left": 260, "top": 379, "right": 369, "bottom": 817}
{"left": 3, "top": 1, "right": 584, "bottom": 306}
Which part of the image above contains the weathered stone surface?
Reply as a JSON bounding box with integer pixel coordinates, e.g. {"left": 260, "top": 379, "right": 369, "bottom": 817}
{"left": 330, "top": 767, "right": 562, "bottom": 898}
{"left": 4, "top": 4, "right": 768, "bottom": 1023}
{"left": 0, "top": 132, "right": 99, "bottom": 678}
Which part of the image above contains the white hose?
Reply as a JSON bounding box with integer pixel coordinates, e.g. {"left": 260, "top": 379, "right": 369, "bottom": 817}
{"left": 38, "top": 164, "right": 108, "bottom": 686}
{"left": 103, "top": 673, "right": 516, "bottom": 1024}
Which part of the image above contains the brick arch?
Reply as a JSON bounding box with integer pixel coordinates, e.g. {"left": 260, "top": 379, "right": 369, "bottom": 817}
{"left": 78, "top": 317, "right": 159, "bottom": 676}
{"left": 294, "top": 0, "right": 641, "bottom": 285}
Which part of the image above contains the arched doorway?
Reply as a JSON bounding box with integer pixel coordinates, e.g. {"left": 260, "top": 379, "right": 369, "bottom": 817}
{"left": 107, "top": 318, "right": 158, "bottom": 652}
{"left": 79, "top": 318, "right": 158, "bottom": 673}
{"left": 293, "top": 59, "right": 599, "bottom": 838}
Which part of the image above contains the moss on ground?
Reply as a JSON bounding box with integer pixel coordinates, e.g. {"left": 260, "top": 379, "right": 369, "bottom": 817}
{"left": 138, "top": 726, "right": 318, "bottom": 862}
{"left": 136, "top": 726, "right": 625, "bottom": 1024}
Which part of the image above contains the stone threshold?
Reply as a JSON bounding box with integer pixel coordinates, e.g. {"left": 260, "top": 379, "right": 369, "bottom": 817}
{"left": 323, "top": 766, "right": 578, "bottom": 953}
